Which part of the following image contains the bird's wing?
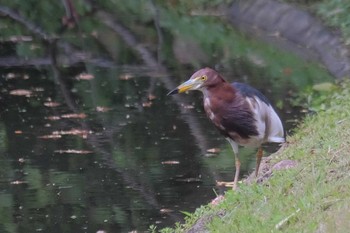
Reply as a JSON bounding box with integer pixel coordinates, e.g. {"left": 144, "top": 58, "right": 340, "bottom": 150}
{"left": 233, "top": 82, "right": 285, "bottom": 142}
{"left": 232, "top": 82, "right": 271, "bottom": 105}
{"left": 218, "top": 98, "right": 259, "bottom": 140}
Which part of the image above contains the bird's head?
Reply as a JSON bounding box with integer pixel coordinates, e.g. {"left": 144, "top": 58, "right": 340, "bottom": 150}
{"left": 167, "top": 67, "right": 225, "bottom": 95}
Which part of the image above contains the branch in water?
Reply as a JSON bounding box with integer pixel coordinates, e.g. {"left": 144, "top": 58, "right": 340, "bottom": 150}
{"left": 0, "top": 5, "right": 52, "bottom": 40}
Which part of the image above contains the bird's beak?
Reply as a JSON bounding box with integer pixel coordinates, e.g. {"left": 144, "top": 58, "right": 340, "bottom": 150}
{"left": 167, "top": 79, "right": 198, "bottom": 95}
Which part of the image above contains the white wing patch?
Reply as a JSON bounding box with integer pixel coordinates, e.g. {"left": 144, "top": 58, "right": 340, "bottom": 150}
{"left": 246, "top": 96, "right": 285, "bottom": 145}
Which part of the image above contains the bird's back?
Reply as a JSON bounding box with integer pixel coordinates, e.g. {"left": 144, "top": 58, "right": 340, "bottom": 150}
{"left": 233, "top": 82, "right": 285, "bottom": 144}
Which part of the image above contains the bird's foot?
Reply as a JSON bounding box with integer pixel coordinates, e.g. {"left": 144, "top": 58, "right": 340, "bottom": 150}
{"left": 210, "top": 195, "right": 225, "bottom": 206}
{"left": 216, "top": 181, "right": 238, "bottom": 190}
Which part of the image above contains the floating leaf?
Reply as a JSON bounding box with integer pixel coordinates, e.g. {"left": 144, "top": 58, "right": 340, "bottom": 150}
{"left": 182, "top": 104, "right": 194, "bottom": 109}
{"left": 61, "top": 113, "right": 87, "bottom": 119}
{"left": 96, "top": 106, "right": 112, "bottom": 112}
{"left": 33, "top": 87, "right": 44, "bottom": 92}
{"left": 204, "top": 153, "right": 218, "bottom": 158}
{"left": 9, "top": 89, "right": 32, "bottom": 97}
{"left": 76, "top": 73, "right": 94, "bottom": 80}
{"left": 148, "top": 94, "right": 156, "bottom": 100}
{"left": 10, "top": 180, "right": 27, "bottom": 185}
{"left": 142, "top": 102, "right": 152, "bottom": 107}
{"left": 119, "top": 73, "right": 133, "bottom": 80}
{"left": 175, "top": 178, "right": 201, "bottom": 183}
{"left": 38, "top": 134, "right": 62, "bottom": 139}
{"left": 9, "top": 35, "right": 32, "bottom": 42}
{"left": 161, "top": 160, "right": 180, "bottom": 165}
{"left": 160, "top": 208, "right": 174, "bottom": 213}
{"left": 44, "top": 102, "right": 61, "bottom": 107}
{"left": 52, "top": 129, "right": 91, "bottom": 138}
{"left": 18, "top": 158, "right": 25, "bottom": 163}
{"left": 206, "top": 148, "right": 220, "bottom": 153}
{"left": 54, "top": 149, "right": 93, "bottom": 154}
{"left": 46, "top": 116, "right": 61, "bottom": 121}
{"left": 6, "top": 73, "right": 17, "bottom": 79}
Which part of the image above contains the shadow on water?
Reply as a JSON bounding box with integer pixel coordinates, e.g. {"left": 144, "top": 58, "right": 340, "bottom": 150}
{"left": 0, "top": 0, "right": 342, "bottom": 232}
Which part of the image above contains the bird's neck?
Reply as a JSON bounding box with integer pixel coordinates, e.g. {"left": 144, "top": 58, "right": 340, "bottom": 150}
{"left": 202, "top": 82, "right": 236, "bottom": 101}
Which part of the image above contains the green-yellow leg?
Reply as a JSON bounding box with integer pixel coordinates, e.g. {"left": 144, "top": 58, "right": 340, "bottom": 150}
{"left": 255, "top": 147, "right": 263, "bottom": 177}
{"left": 216, "top": 138, "right": 241, "bottom": 189}
{"left": 232, "top": 156, "right": 241, "bottom": 190}
{"left": 216, "top": 154, "right": 241, "bottom": 190}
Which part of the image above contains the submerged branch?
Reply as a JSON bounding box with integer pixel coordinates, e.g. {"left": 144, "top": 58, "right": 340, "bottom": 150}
{"left": 0, "top": 55, "right": 116, "bottom": 68}
{"left": 95, "top": 10, "right": 161, "bottom": 69}
{"left": 0, "top": 5, "right": 52, "bottom": 40}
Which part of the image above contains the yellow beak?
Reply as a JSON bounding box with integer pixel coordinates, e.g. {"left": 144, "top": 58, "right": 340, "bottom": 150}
{"left": 167, "top": 79, "right": 198, "bottom": 95}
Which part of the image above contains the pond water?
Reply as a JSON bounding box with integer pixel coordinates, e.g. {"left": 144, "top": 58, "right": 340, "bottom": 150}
{"left": 0, "top": 64, "right": 311, "bottom": 232}
{"left": 0, "top": 1, "right": 336, "bottom": 232}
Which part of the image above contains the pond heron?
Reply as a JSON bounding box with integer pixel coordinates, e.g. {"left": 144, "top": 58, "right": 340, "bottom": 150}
{"left": 168, "top": 68, "right": 285, "bottom": 189}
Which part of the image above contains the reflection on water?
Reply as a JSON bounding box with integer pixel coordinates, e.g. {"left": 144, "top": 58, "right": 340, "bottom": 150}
{"left": 0, "top": 66, "right": 301, "bottom": 232}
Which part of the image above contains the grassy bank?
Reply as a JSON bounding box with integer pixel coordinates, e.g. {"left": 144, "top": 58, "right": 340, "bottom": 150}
{"left": 155, "top": 82, "right": 350, "bottom": 232}
{"left": 152, "top": 2, "right": 350, "bottom": 232}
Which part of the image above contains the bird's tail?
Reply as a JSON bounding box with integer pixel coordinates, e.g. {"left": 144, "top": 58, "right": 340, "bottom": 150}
{"left": 268, "top": 136, "right": 285, "bottom": 143}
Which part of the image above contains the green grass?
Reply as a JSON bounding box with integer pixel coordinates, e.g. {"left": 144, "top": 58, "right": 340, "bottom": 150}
{"left": 313, "top": 0, "right": 350, "bottom": 42}
{"left": 155, "top": 82, "right": 350, "bottom": 232}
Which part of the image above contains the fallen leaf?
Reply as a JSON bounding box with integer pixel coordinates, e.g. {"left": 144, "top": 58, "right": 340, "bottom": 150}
{"left": 46, "top": 116, "right": 61, "bottom": 121}
{"left": 52, "top": 129, "right": 91, "bottom": 138}
{"left": 61, "top": 113, "right": 87, "bottom": 119}
{"left": 9, "top": 89, "right": 32, "bottom": 97}
{"left": 96, "top": 106, "right": 111, "bottom": 112}
{"left": 206, "top": 148, "right": 221, "bottom": 153}
{"left": 9, "top": 35, "right": 32, "bottom": 42}
{"left": 76, "top": 73, "right": 94, "bottom": 80}
{"left": 33, "top": 87, "right": 44, "bottom": 92}
{"left": 44, "top": 102, "right": 61, "bottom": 107}
{"left": 54, "top": 149, "right": 93, "bottom": 154}
{"left": 6, "top": 73, "right": 16, "bottom": 79}
{"left": 210, "top": 195, "right": 225, "bottom": 206}
{"left": 161, "top": 160, "right": 180, "bottom": 165}
{"left": 142, "top": 102, "right": 152, "bottom": 107}
{"left": 14, "top": 130, "right": 23, "bottom": 134}
{"left": 160, "top": 208, "right": 174, "bottom": 213}
{"left": 10, "top": 180, "right": 27, "bottom": 185}
{"left": 148, "top": 94, "right": 156, "bottom": 100}
{"left": 119, "top": 74, "right": 133, "bottom": 80}
{"left": 312, "top": 82, "right": 337, "bottom": 92}
{"left": 282, "top": 67, "right": 293, "bottom": 76}
{"left": 182, "top": 104, "right": 194, "bottom": 109}
{"left": 175, "top": 178, "right": 202, "bottom": 183}
{"left": 204, "top": 153, "right": 218, "bottom": 158}
{"left": 38, "top": 134, "right": 62, "bottom": 139}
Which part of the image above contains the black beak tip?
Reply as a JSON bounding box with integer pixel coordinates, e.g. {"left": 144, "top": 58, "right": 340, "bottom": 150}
{"left": 167, "top": 88, "right": 179, "bottom": 96}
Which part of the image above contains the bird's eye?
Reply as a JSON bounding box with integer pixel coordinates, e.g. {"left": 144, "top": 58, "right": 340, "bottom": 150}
{"left": 200, "top": 75, "right": 207, "bottom": 81}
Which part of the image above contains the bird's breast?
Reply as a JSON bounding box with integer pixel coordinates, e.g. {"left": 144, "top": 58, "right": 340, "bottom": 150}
{"left": 203, "top": 96, "right": 231, "bottom": 132}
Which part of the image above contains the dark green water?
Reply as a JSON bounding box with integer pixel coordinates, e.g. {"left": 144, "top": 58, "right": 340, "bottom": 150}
{"left": 0, "top": 64, "right": 318, "bottom": 232}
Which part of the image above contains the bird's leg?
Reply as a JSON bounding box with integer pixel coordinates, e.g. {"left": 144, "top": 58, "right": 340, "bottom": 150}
{"left": 216, "top": 139, "right": 240, "bottom": 189}
{"left": 232, "top": 154, "right": 241, "bottom": 190}
{"left": 216, "top": 153, "right": 241, "bottom": 189}
{"left": 255, "top": 147, "right": 263, "bottom": 177}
